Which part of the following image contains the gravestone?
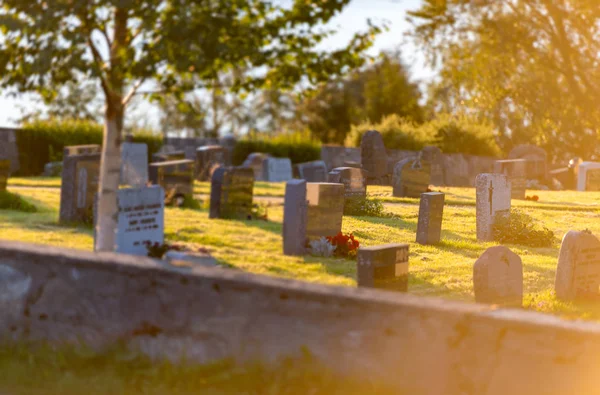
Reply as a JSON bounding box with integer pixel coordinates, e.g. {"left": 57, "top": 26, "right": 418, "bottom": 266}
{"left": 508, "top": 144, "right": 547, "bottom": 181}
{"left": 392, "top": 156, "right": 431, "bottom": 198}
{"left": 196, "top": 145, "right": 225, "bottom": 181}
{"left": 242, "top": 152, "right": 270, "bottom": 181}
{"left": 357, "top": 243, "right": 409, "bottom": 292}
{"left": 120, "top": 142, "right": 148, "bottom": 187}
{"left": 63, "top": 144, "right": 101, "bottom": 157}
{"left": 115, "top": 186, "right": 164, "bottom": 256}
{"left": 152, "top": 150, "right": 186, "bottom": 163}
{"left": 219, "top": 135, "right": 237, "bottom": 165}
{"left": 148, "top": 159, "right": 194, "bottom": 204}
{"left": 475, "top": 173, "right": 511, "bottom": 242}
{"left": 294, "top": 160, "right": 329, "bottom": 182}
{"left": 305, "top": 183, "right": 344, "bottom": 240}
{"left": 555, "top": 230, "right": 600, "bottom": 301}
{"left": 0, "top": 128, "right": 20, "bottom": 173}
{"left": 576, "top": 162, "right": 600, "bottom": 191}
{"left": 328, "top": 167, "right": 367, "bottom": 200}
{"left": 473, "top": 246, "right": 523, "bottom": 306}
{"left": 360, "top": 130, "right": 388, "bottom": 180}
{"left": 283, "top": 179, "right": 308, "bottom": 256}
{"left": 494, "top": 159, "right": 527, "bottom": 199}
{"left": 210, "top": 167, "right": 254, "bottom": 219}
{"left": 59, "top": 153, "right": 101, "bottom": 224}
{"left": 263, "top": 157, "right": 293, "bottom": 182}
{"left": 421, "top": 146, "right": 444, "bottom": 186}
{"left": 416, "top": 192, "right": 445, "bottom": 245}
{"left": 0, "top": 159, "right": 10, "bottom": 191}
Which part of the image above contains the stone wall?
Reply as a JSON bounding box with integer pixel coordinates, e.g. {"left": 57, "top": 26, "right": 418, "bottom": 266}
{"left": 1, "top": 240, "right": 600, "bottom": 394}
{"left": 321, "top": 145, "right": 497, "bottom": 187}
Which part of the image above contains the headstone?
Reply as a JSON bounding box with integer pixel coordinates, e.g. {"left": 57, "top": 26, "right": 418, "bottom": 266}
{"left": 475, "top": 173, "right": 511, "bottom": 241}
{"left": 305, "top": 183, "right": 344, "bottom": 239}
{"left": 219, "top": 135, "right": 237, "bottom": 165}
{"left": 0, "top": 128, "right": 20, "bottom": 173}
{"left": 43, "top": 161, "right": 63, "bottom": 177}
{"left": 196, "top": 145, "right": 225, "bottom": 181}
{"left": 115, "top": 186, "right": 164, "bottom": 256}
{"left": 148, "top": 159, "right": 194, "bottom": 204}
{"left": 0, "top": 159, "right": 10, "bottom": 191}
{"left": 120, "top": 142, "right": 148, "bottom": 187}
{"left": 328, "top": 167, "right": 367, "bottom": 199}
{"left": 555, "top": 230, "right": 600, "bottom": 301}
{"left": 357, "top": 243, "right": 409, "bottom": 292}
{"left": 294, "top": 160, "right": 329, "bottom": 182}
{"left": 152, "top": 150, "right": 186, "bottom": 163}
{"left": 283, "top": 180, "right": 308, "bottom": 256}
{"left": 242, "top": 153, "right": 270, "bottom": 181}
{"left": 263, "top": 157, "right": 293, "bottom": 182}
{"left": 392, "top": 157, "right": 431, "bottom": 198}
{"left": 416, "top": 192, "right": 445, "bottom": 245}
{"left": 59, "top": 153, "right": 101, "bottom": 224}
{"left": 63, "top": 144, "right": 101, "bottom": 157}
{"left": 209, "top": 167, "right": 254, "bottom": 219}
{"left": 360, "top": 130, "right": 388, "bottom": 179}
{"left": 508, "top": 144, "right": 547, "bottom": 181}
{"left": 421, "top": 146, "right": 444, "bottom": 186}
{"left": 494, "top": 159, "right": 527, "bottom": 199}
{"left": 576, "top": 162, "right": 600, "bottom": 191}
{"left": 473, "top": 246, "right": 523, "bottom": 306}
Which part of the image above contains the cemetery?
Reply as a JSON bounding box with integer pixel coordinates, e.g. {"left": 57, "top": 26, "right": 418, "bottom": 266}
{"left": 2, "top": 1, "right": 600, "bottom": 394}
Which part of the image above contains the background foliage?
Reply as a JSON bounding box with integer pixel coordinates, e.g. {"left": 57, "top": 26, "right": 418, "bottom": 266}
{"left": 232, "top": 131, "right": 321, "bottom": 165}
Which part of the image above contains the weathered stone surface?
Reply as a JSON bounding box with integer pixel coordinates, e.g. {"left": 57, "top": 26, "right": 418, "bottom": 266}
{"left": 392, "top": 157, "right": 431, "bottom": 198}
{"left": 283, "top": 179, "right": 308, "bottom": 256}
{"left": 152, "top": 150, "right": 186, "bottom": 163}
{"left": 473, "top": 246, "right": 523, "bottom": 306}
{"left": 421, "top": 146, "right": 444, "bottom": 186}
{"left": 242, "top": 152, "right": 270, "bottom": 181}
{"left": 576, "top": 162, "right": 600, "bottom": 191}
{"left": 0, "top": 263, "right": 31, "bottom": 334}
{"left": 210, "top": 167, "right": 254, "bottom": 219}
{"left": 475, "top": 173, "right": 511, "bottom": 241}
{"left": 494, "top": 159, "right": 527, "bottom": 199}
{"left": 63, "top": 144, "right": 101, "bottom": 157}
{"left": 120, "top": 142, "right": 149, "bottom": 187}
{"left": 328, "top": 167, "right": 367, "bottom": 199}
{"left": 149, "top": 159, "right": 195, "bottom": 204}
{"left": 0, "top": 159, "right": 9, "bottom": 191}
{"left": 196, "top": 145, "right": 226, "bottom": 181}
{"left": 306, "top": 183, "right": 344, "bottom": 239}
{"left": 116, "top": 186, "right": 165, "bottom": 256}
{"left": 357, "top": 243, "right": 409, "bottom": 292}
{"left": 165, "top": 250, "right": 218, "bottom": 268}
{"left": 0, "top": 128, "right": 20, "bottom": 173}
{"left": 508, "top": 144, "right": 547, "bottom": 180}
{"left": 294, "top": 160, "right": 329, "bottom": 182}
{"left": 3, "top": 239, "right": 600, "bottom": 394}
{"left": 555, "top": 231, "right": 600, "bottom": 301}
{"left": 59, "top": 153, "right": 101, "bottom": 224}
{"left": 263, "top": 157, "right": 293, "bottom": 182}
{"left": 360, "top": 130, "right": 388, "bottom": 179}
{"left": 416, "top": 192, "right": 444, "bottom": 245}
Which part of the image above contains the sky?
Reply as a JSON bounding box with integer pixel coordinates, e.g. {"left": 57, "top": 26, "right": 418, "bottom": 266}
{"left": 0, "top": 0, "right": 430, "bottom": 129}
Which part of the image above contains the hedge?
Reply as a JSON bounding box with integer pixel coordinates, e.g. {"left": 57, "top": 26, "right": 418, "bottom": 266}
{"left": 345, "top": 113, "right": 502, "bottom": 157}
{"left": 232, "top": 131, "right": 321, "bottom": 165}
{"left": 16, "top": 119, "right": 162, "bottom": 176}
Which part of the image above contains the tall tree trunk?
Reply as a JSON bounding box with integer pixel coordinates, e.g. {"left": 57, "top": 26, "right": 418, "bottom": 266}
{"left": 95, "top": 103, "right": 124, "bottom": 252}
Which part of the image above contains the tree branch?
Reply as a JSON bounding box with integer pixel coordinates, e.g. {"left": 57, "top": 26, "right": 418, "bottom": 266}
{"left": 122, "top": 79, "right": 146, "bottom": 106}
{"left": 88, "top": 37, "right": 111, "bottom": 98}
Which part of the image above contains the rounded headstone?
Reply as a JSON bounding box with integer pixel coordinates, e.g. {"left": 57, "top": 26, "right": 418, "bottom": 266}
{"left": 473, "top": 246, "right": 523, "bottom": 306}
{"left": 555, "top": 230, "right": 600, "bottom": 301}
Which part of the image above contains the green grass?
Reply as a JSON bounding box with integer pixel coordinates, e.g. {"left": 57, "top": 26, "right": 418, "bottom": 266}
{"left": 4, "top": 181, "right": 600, "bottom": 321}
{"left": 0, "top": 344, "right": 394, "bottom": 395}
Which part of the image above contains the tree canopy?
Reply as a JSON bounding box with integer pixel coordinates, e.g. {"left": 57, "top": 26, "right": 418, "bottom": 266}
{"left": 409, "top": 0, "right": 600, "bottom": 161}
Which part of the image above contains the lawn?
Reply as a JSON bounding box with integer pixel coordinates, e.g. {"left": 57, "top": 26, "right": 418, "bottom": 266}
{"left": 3, "top": 178, "right": 600, "bottom": 322}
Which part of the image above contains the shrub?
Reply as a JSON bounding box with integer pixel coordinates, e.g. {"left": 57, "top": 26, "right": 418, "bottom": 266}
{"left": 345, "top": 113, "right": 501, "bottom": 157}
{"left": 16, "top": 119, "right": 162, "bottom": 176}
{"left": 0, "top": 191, "right": 37, "bottom": 212}
{"left": 232, "top": 130, "right": 321, "bottom": 165}
{"left": 343, "top": 196, "right": 386, "bottom": 217}
{"left": 493, "top": 209, "right": 555, "bottom": 247}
